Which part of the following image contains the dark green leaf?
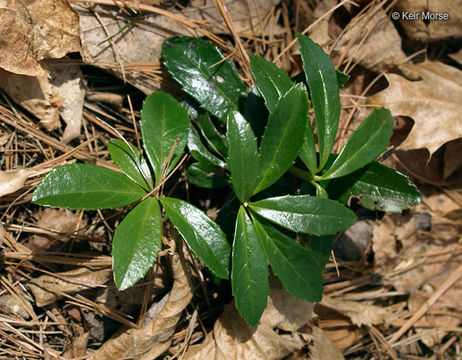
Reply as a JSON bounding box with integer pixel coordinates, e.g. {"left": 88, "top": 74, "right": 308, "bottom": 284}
{"left": 308, "top": 235, "right": 334, "bottom": 269}
{"left": 299, "top": 126, "right": 317, "bottom": 175}
{"left": 232, "top": 207, "right": 269, "bottom": 325}
{"left": 108, "top": 139, "right": 152, "bottom": 190}
{"left": 162, "top": 37, "right": 247, "bottom": 121}
{"left": 297, "top": 33, "right": 340, "bottom": 171}
{"left": 321, "top": 108, "right": 394, "bottom": 180}
{"left": 112, "top": 197, "right": 162, "bottom": 290}
{"left": 336, "top": 70, "right": 350, "bottom": 88}
{"left": 326, "top": 161, "right": 423, "bottom": 212}
{"left": 240, "top": 87, "right": 268, "bottom": 141}
{"left": 197, "top": 112, "right": 228, "bottom": 158}
{"left": 254, "top": 83, "right": 310, "bottom": 194}
{"left": 252, "top": 214, "right": 323, "bottom": 302}
{"left": 227, "top": 110, "right": 259, "bottom": 202}
{"left": 160, "top": 197, "right": 230, "bottom": 278}
{"left": 249, "top": 195, "right": 357, "bottom": 236}
{"left": 250, "top": 55, "right": 294, "bottom": 113}
{"left": 186, "top": 161, "right": 228, "bottom": 189}
{"left": 32, "top": 163, "right": 145, "bottom": 210}
{"left": 140, "top": 92, "right": 190, "bottom": 184}
{"left": 188, "top": 126, "right": 226, "bottom": 168}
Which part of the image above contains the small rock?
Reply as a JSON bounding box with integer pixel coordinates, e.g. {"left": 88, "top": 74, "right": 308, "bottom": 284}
{"left": 334, "top": 219, "right": 374, "bottom": 261}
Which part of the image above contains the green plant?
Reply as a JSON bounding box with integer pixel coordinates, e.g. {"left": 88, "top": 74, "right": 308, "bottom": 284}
{"left": 32, "top": 33, "right": 422, "bottom": 326}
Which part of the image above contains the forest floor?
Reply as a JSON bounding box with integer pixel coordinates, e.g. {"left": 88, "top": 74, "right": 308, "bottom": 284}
{"left": 0, "top": 0, "right": 461, "bottom": 359}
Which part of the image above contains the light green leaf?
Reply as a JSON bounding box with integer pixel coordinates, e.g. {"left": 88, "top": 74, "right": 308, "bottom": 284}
{"left": 250, "top": 195, "right": 357, "bottom": 236}
{"left": 252, "top": 214, "right": 323, "bottom": 302}
{"left": 188, "top": 126, "right": 226, "bottom": 168}
{"left": 112, "top": 197, "right": 162, "bottom": 290}
{"left": 162, "top": 37, "right": 247, "bottom": 121}
{"left": 321, "top": 108, "right": 394, "bottom": 180}
{"left": 326, "top": 160, "right": 422, "bottom": 212}
{"left": 250, "top": 55, "right": 294, "bottom": 113}
{"left": 297, "top": 33, "right": 340, "bottom": 171}
{"left": 160, "top": 197, "right": 230, "bottom": 278}
{"left": 232, "top": 206, "right": 269, "bottom": 325}
{"left": 108, "top": 139, "right": 152, "bottom": 190}
{"left": 140, "top": 92, "right": 190, "bottom": 185}
{"left": 227, "top": 110, "right": 259, "bottom": 202}
{"left": 254, "top": 83, "right": 310, "bottom": 194}
{"left": 32, "top": 163, "right": 145, "bottom": 210}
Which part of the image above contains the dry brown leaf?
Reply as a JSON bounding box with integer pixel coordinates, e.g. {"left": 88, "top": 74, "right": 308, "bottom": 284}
{"left": 368, "top": 61, "right": 462, "bottom": 157}
{"left": 28, "top": 267, "right": 112, "bottom": 307}
{"left": 188, "top": 0, "right": 283, "bottom": 37}
{"left": 449, "top": 49, "right": 462, "bottom": 64}
{"left": 24, "top": 208, "right": 86, "bottom": 251}
{"left": 185, "top": 277, "right": 313, "bottom": 360}
{"left": 0, "top": 0, "right": 80, "bottom": 76}
{"left": 309, "top": 326, "right": 344, "bottom": 360}
{"left": 372, "top": 202, "right": 462, "bottom": 346}
{"left": 76, "top": 0, "right": 281, "bottom": 93}
{"left": 395, "top": 0, "right": 462, "bottom": 42}
{"left": 307, "top": 0, "right": 337, "bottom": 47}
{"left": 0, "top": 294, "right": 31, "bottom": 319}
{"left": 92, "top": 252, "right": 193, "bottom": 359}
{"left": 320, "top": 296, "right": 392, "bottom": 328}
{"left": 0, "top": 62, "right": 85, "bottom": 133}
{"left": 321, "top": 326, "right": 366, "bottom": 351}
{"left": 0, "top": 168, "right": 33, "bottom": 198}
{"left": 334, "top": 7, "right": 413, "bottom": 76}
{"left": 47, "top": 62, "right": 85, "bottom": 142}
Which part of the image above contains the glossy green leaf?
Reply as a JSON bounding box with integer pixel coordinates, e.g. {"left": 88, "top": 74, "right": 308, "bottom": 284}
{"left": 227, "top": 110, "right": 259, "bottom": 202}
{"left": 232, "top": 207, "right": 269, "bottom": 325}
{"left": 250, "top": 195, "right": 357, "bottom": 236}
{"left": 252, "top": 214, "right": 323, "bottom": 302}
{"left": 32, "top": 163, "right": 145, "bottom": 210}
{"left": 186, "top": 161, "right": 228, "bottom": 189}
{"left": 188, "top": 127, "right": 226, "bottom": 168}
{"left": 162, "top": 37, "right": 247, "bottom": 121}
{"left": 240, "top": 87, "right": 268, "bottom": 141}
{"left": 336, "top": 70, "right": 350, "bottom": 88}
{"left": 297, "top": 33, "right": 340, "bottom": 171}
{"left": 108, "top": 140, "right": 152, "bottom": 190}
{"left": 197, "top": 112, "right": 228, "bottom": 158}
{"left": 308, "top": 235, "right": 334, "bottom": 269}
{"left": 112, "top": 197, "right": 162, "bottom": 290}
{"left": 299, "top": 127, "right": 317, "bottom": 175}
{"left": 254, "top": 83, "right": 310, "bottom": 194}
{"left": 140, "top": 92, "right": 190, "bottom": 185}
{"left": 326, "top": 161, "right": 422, "bottom": 212}
{"left": 160, "top": 197, "right": 230, "bottom": 278}
{"left": 250, "top": 55, "right": 294, "bottom": 113}
{"left": 321, "top": 108, "right": 394, "bottom": 180}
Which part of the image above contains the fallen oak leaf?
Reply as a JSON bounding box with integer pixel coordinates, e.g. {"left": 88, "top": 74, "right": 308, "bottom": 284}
{"left": 368, "top": 61, "right": 462, "bottom": 157}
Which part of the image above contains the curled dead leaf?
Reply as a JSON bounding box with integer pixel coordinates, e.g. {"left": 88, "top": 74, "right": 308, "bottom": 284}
{"left": 0, "top": 0, "right": 80, "bottom": 76}
{"left": 309, "top": 326, "right": 344, "bottom": 360}
{"left": 320, "top": 296, "right": 393, "bottom": 327}
{"left": 28, "top": 267, "right": 112, "bottom": 307}
{"left": 334, "top": 6, "right": 414, "bottom": 77}
{"left": 368, "top": 61, "right": 462, "bottom": 157}
{"left": 0, "top": 168, "right": 33, "bottom": 198}
{"left": 185, "top": 276, "right": 313, "bottom": 360}
{"left": 92, "top": 252, "right": 193, "bottom": 359}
